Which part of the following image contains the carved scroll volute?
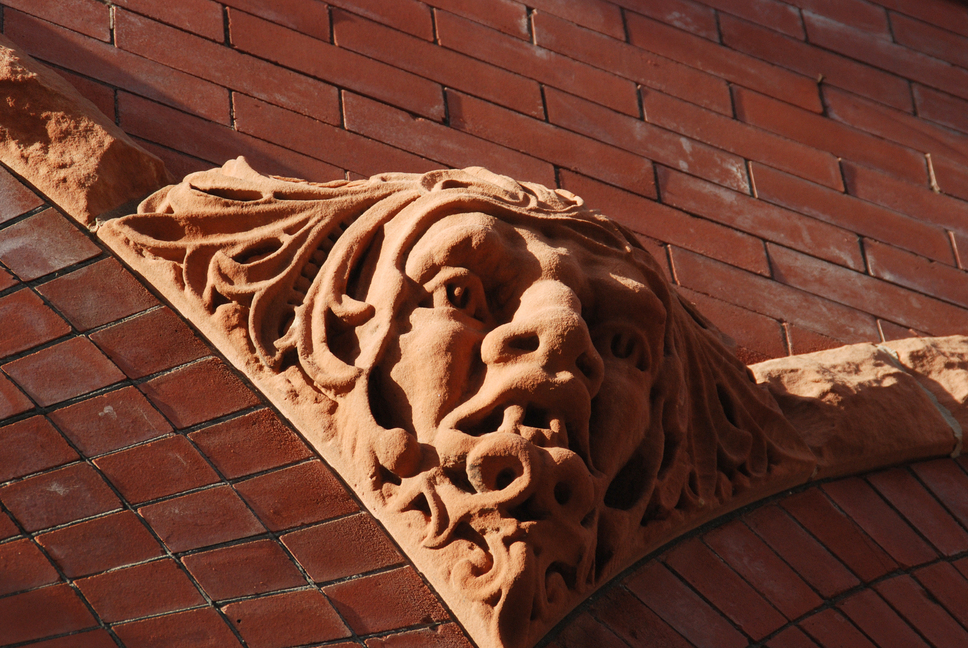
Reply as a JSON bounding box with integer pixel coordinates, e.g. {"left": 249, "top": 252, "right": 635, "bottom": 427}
{"left": 100, "top": 159, "right": 819, "bottom": 648}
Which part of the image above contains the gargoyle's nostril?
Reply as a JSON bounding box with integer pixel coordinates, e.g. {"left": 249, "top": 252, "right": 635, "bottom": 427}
{"left": 553, "top": 481, "right": 572, "bottom": 506}
{"left": 508, "top": 334, "right": 540, "bottom": 353}
{"left": 495, "top": 467, "right": 517, "bottom": 490}
{"left": 575, "top": 352, "right": 597, "bottom": 380}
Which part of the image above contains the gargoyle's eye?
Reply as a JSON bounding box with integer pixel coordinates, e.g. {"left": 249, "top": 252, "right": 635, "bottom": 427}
{"left": 447, "top": 283, "right": 471, "bottom": 310}
{"left": 428, "top": 270, "right": 488, "bottom": 323}
{"left": 601, "top": 327, "right": 649, "bottom": 372}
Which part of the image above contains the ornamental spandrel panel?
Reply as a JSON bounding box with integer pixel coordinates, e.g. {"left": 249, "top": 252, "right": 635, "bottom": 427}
{"left": 98, "top": 158, "right": 961, "bottom": 648}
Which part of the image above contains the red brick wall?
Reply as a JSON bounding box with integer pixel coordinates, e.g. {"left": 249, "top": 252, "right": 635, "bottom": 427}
{"left": 3, "top": 0, "right": 968, "bottom": 646}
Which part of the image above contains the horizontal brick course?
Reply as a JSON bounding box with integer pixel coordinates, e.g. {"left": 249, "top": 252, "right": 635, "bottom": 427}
{"left": 324, "top": 567, "right": 449, "bottom": 635}
{"left": 0, "top": 537, "right": 60, "bottom": 596}
{"left": 95, "top": 435, "right": 220, "bottom": 504}
{"left": 48, "top": 387, "right": 172, "bottom": 456}
{"left": 0, "top": 584, "right": 97, "bottom": 645}
{"left": 224, "top": 589, "right": 351, "bottom": 646}
{"left": 113, "top": 607, "right": 242, "bottom": 648}
{"left": 282, "top": 513, "right": 403, "bottom": 583}
{"left": 1, "top": 463, "right": 121, "bottom": 532}
{"left": 0, "top": 289, "right": 71, "bottom": 359}
{"left": 0, "top": 209, "right": 101, "bottom": 282}
{"left": 182, "top": 539, "right": 305, "bottom": 600}
{"left": 188, "top": 409, "right": 311, "bottom": 479}
{"left": 37, "top": 510, "right": 163, "bottom": 578}
{"left": 77, "top": 558, "right": 205, "bottom": 622}
{"left": 0, "top": 416, "right": 77, "bottom": 482}
{"left": 138, "top": 485, "right": 265, "bottom": 552}
{"left": 3, "top": 337, "right": 125, "bottom": 407}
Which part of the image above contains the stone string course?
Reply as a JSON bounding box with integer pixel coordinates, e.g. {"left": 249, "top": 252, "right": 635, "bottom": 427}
{"left": 3, "top": 0, "right": 968, "bottom": 646}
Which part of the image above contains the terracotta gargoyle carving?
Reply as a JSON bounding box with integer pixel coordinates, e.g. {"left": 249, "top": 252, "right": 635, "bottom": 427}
{"left": 99, "top": 159, "right": 962, "bottom": 648}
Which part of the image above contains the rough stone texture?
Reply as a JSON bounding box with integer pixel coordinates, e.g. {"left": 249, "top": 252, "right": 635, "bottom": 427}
{"left": 99, "top": 159, "right": 820, "bottom": 648}
{"left": 751, "top": 341, "right": 961, "bottom": 478}
{"left": 0, "top": 33, "right": 169, "bottom": 226}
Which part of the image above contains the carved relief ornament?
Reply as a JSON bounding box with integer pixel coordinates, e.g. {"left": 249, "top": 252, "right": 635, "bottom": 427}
{"left": 100, "top": 158, "right": 832, "bottom": 648}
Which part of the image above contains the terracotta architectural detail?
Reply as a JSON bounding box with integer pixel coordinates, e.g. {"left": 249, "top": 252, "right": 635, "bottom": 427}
{"left": 0, "top": 35, "right": 169, "bottom": 226}
{"left": 98, "top": 159, "right": 965, "bottom": 648}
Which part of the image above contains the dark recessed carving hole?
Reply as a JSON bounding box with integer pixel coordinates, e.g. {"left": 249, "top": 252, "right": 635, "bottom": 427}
{"left": 604, "top": 451, "right": 649, "bottom": 510}
{"left": 232, "top": 242, "right": 279, "bottom": 265}
{"left": 522, "top": 405, "right": 547, "bottom": 429}
{"left": 379, "top": 466, "right": 402, "bottom": 487}
{"left": 553, "top": 481, "right": 571, "bottom": 506}
{"left": 510, "top": 495, "right": 547, "bottom": 522}
{"left": 495, "top": 467, "right": 516, "bottom": 491}
{"left": 509, "top": 334, "right": 540, "bottom": 353}
{"left": 443, "top": 465, "right": 476, "bottom": 494}
{"left": 405, "top": 492, "right": 432, "bottom": 521}
{"left": 461, "top": 408, "right": 505, "bottom": 437}
{"left": 199, "top": 185, "right": 263, "bottom": 202}
{"left": 210, "top": 289, "right": 231, "bottom": 310}
{"left": 575, "top": 352, "right": 596, "bottom": 380}
{"left": 717, "top": 384, "right": 738, "bottom": 427}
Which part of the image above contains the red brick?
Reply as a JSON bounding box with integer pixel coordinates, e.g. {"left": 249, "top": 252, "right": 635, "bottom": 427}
{"left": 660, "top": 167, "right": 863, "bottom": 270}
{"left": 826, "top": 86, "right": 968, "bottom": 172}
{"left": 114, "top": 0, "right": 225, "bottom": 41}
{"left": 533, "top": 11, "right": 732, "bottom": 115}
{"left": 120, "top": 93, "right": 347, "bottom": 184}
{"left": 558, "top": 170, "right": 771, "bottom": 275}
{"left": 0, "top": 463, "right": 120, "bottom": 532}
{"left": 0, "top": 289, "right": 70, "bottom": 359}
{"left": 0, "top": 266, "right": 17, "bottom": 290}
{"left": 2, "top": 0, "right": 111, "bottom": 41}
{"left": 624, "top": 561, "right": 747, "bottom": 648}
{"left": 0, "top": 584, "right": 96, "bottom": 645}
{"left": 333, "top": 9, "right": 541, "bottom": 119}
{"left": 95, "top": 436, "right": 220, "bottom": 504}
{"left": 526, "top": 0, "right": 624, "bottom": 39}
{"left": 915, "top": 85, "right": 968, "bottom": 136}
{"left": 786, "top": 0, "right": 891, "bottom": 36}
{"left": 3, "top": 337, "right": 125, "bottom": 407}
{"left": 838, "top": 589, "right": 928, "bottom": 648}
{"left": 232, "top": 10, "right": 445, "bottom": 122}
{"left": 586, "top": 587, "right": 692, "bottom": 648}
{"left": 868, "top": 0, "right": 968, "bottom": 38}
{"left": 36, "top": 510, "right": 163, "bottom": 578}
{"left": 22, "top": 629, "right": 117, "bottom": 648}
{"left": 785, "top": 323, "right": 843, "bottom": 356}
{"left": 866, "top": 239, "right": 968, "bottom": 308}
{"left": 189, "top": 409, "right": 310, "bottom": 479}
{"left": 232, "top": 93, "right": 436, "bottom": 178}
{"left": 876, "top": 574, "right": 968, "bottom": 648}
{"left": 282, "top": 513, "right": 402, "bottom": 582}
{"left": 910, "top": 459, "right": 968, "bottom": 530}
{"left": 134, "top": 137, "right": 214, "bottom": 181}
{"left": 664, "top": 537, "right": 786, "bottom": 639}
{"left": 845, "top": 161, "right": 968, "bottom": 232}
{"left": 0, "top": 373, "right": 31, "bottom": 420}
{"left": 805, "top": 12, "right": 968, "bottom": 103}
{"left": 49, "top": 386, "right": 172, "bottom": 456}
{"left": 0, "top": 209, "right": 101, "bottom": 281}
{"left": 449, "top": 90, "right": 656, "bottom": 196}
{"left": 53, "top": 68, "right": 117, "bottom": 121}
{"left": 549, "top": 88, "right": 749, "bottom": 193}
{"left": 0, "top": 538, "right": 59, "bottom": 596}
{"left": 678, "top": 288, "right": 786, "bottom": 361}
{"left": 224, "top": 1, "right": 329, "bottom": 40}
{"left": 768, "top": 626, "right": 822, "bottom": 648}
{"left": 235, "top": 461, "right": 359, "bottom": 531}
{"left": 139, "top": 357, "right": 259, "bottom": 429}
{"left": 430, "top": 0, "right": 528, "bottom": 39}
{"left": 325, "top": 566, "right": 448, "bottom": 635}
{"left": 743, "top": 505, "right": 860, "bottom": 599}
{"left": 547, "top": 612, "right": 629, "bottom": 648}
{"left": 0, "top": 166, "right": 43, "bottom": 223}
{"left": 365, "top": 624, "right": 473, "bottom": 648}
{"left": 721, "top": 14, "right": 912, "bottom": 112}
{"left": 6, "top": 10, "right": 231, "bottom": 125}
{"left": 114, "top": 607, "right": 242, "bottom": 648}
{"left": 914, "top": 562, "right": 968, "bottom": 631}
{"left": 627, "top": 12, "right": 821, "bottom": 113}
{"left": 821, "top": 478, "right": 936, "bottom": 568}
{"left": 139, "top": 485, "right": 264, "bottom": 552}
{"left": 878, "top": 319, "right": 925, "bottom": 342}
{"left": 779, "top": 488, "right": 897, "bottom": 582}
{"left": 799, "top": 608, "right": 877, "bottom": 648}
{"left": 735, "top": 87, "right": 926, "bottom": 183}
{"left": 225, "top": 589, "right": 350, "bottom": 647}
{"left": 701, "top": 0, "right": 805, "bottom": 38}
{"left": 619, "top": 0, "right": 718, "bottom": 39}
{"left": 115, "top": 9, "right": 340, "bottom": 125}
{"left": 933, "top": 155, "right": 968, "bottom": 203}
{"left": 769, "top": 243, "right": 968, "bottom": 336}
{"left": 671, "top": 248, "right": 880, "bottom": 344}
{"left": 0, "top": 511, "right": 19, "bottom": 540}
{"left": 749, "top": 162, "right": 954, "bottom": 265}
{"left": 644, "top": 89, "right": 842, "bottom": 190}
{"left": 328, "top": 0, "right": 433, "bottom": 41}
{"left": 183, "top": 539, "right": 305, "bottom": 600}
{"left": 342, "top": 92, "right": 556, "bottom": 188}
{"left": 0, "top": 416, "right": 77, "bottom": 481}
{"left": 705, "top": 520, "right": 822, "bottom": 620}
{"left": 77, "top": 558, "right": 204, "bottom": 622}
{"left": 90, "top": 307, "right": 210, "bottom": 379}
{"left": 434, "top": 10, "right": 637, "bottom": 117}
{"left": 36, "top": 259, "right": 157, "bottom": 331}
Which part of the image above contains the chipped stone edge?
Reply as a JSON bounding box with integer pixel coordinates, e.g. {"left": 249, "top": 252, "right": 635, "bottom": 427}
{"left": 877, "top": 344, "right": 963, "bottom": 458}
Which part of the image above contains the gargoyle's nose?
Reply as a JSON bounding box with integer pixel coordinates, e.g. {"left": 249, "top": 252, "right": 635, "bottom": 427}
{"left": 480, "top": 280, "right": 604, "bottom": 398}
